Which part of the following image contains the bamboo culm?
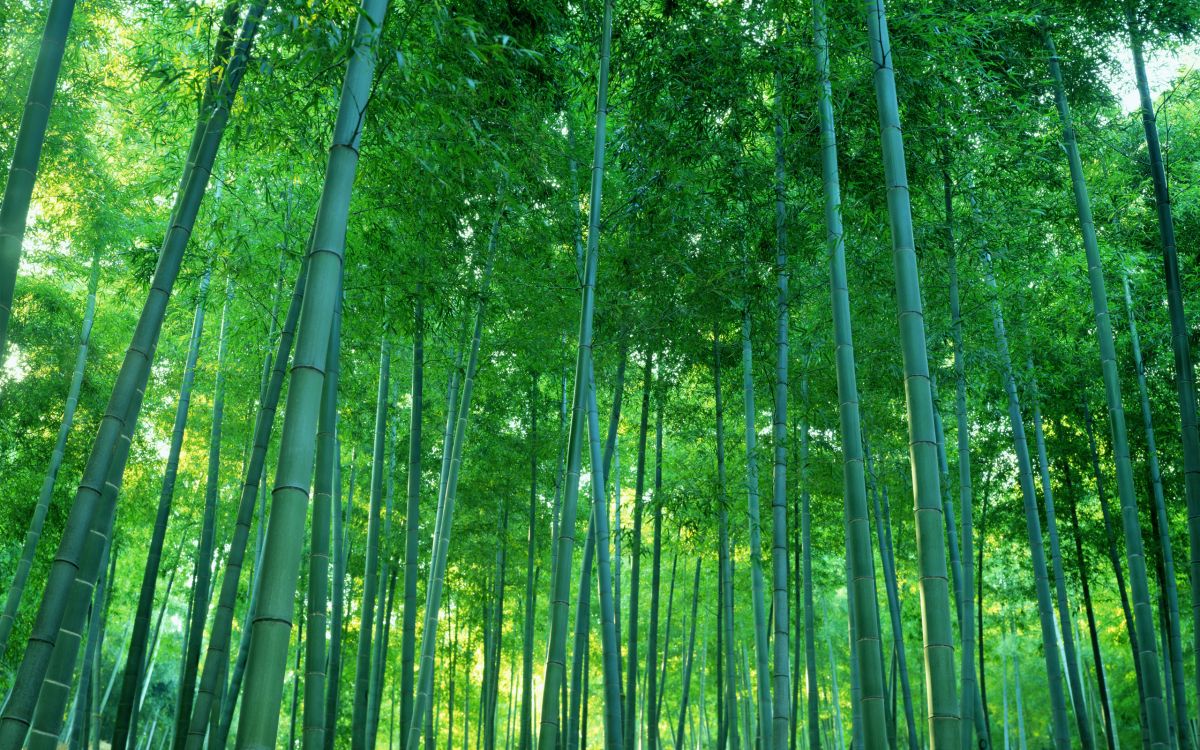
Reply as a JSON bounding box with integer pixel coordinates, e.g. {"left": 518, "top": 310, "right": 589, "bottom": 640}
{"left": 815, "top": 1, "right": 888, "bottom": 745}
{"left": 405, "top": 226, "right": 499, "bottom": 750}
{"left": 190, "top": 256, "right": 310, "bottom": 750}
{"left": 1044, "top": 27, "right": 1170, "bottom": 750}
{"left": 232, "top": 0, "right": 385, "bottom": 737}
{"left": 174, "top": 278, "right": 235, "bottom": 750}
{"left": 536, "top": 0, "right": 615, "bottom": 746}
{"left": 0, "top": 249, "right": 99, "bottom": 657}
{"left": 0, "top": 6, "right": 263, "bottom": 743}
{"left": 863, "top": 1, "right": 959, "bottom": 745}
{"left": 352, "top": 336, "right": 391, "bottom": 750}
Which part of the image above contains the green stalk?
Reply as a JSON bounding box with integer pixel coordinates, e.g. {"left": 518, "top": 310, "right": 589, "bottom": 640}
{"left": 399, "top": 294, "right": 424, "bottom": 748}
{"left": 112, "top": 267, "right": 211, "bottom": 750}
{"left": 864, "top": 443, "right": 918, "bottom": 750}
{"left": 715, "top": 332, "right": 741, "bottom": 750}
{"left": 645, "top": 397, "right": 664, "bottom": 750}
{"left": 190, "top": 256, "right": 310, "bottom": 750}
{"left": 352, "top": 336, "right": 391, "bottom": 750}
{"left": 0, "top": 248, "right": 98, "bottom": 656}
{"left": 368, "top": 420, "right": 398, "bottom": 749}
{"left": 740, "top": 297, "right": 773, "bottom": 750}
{"left": 1122, "top": 9, "right": 1200, "bottom": 720}
{"left": 863, "top": 1, "right": 958, "bottom": 745}
{"left": 977, "top": 239, "right": 1069, "bottom": 748}
{"left": 0, "top": 5, "right": 262, "bottom": 741}
{"left": 1043, "top": 27, "right": 1169, "bottom": 750}
{"left": 28, "top": 360, "right": 146, "bottom": 750}
{"left": 800, "top": 370, "right": 817, "bottom": 750}
{"left": 175, "top": 277, "right": 234, "bottom": 750}
{"left": 324, "top": 439, "right": 347, "bottom": 750}
{"left": 770, "top": 46, "right": 793, "bottom": 750}
{"left": 1122, "top": 273, "right": 1190, "bottom": 746}
{"left": 232, "top": 0, "right": 387, "bottom": 736}
{"left": 302, "top": 281, "right": 342, "bottom": 750}
{"left": 0, "top": 0, "right": 78, "bottom": 355}
{"left": 673, "top": 560, "right": 702, "bottom": 750}
{"left": 537, "top": 0, "right": 615, "bottom": 745}
{"left": 1027, "top": 360, "right": 1091, "bottom": 749}
{"left": 623, "top": 358, "right": 652, "bottom": 750}
{"left": 519, "top": 378, "right": 538, "bottom": 750}
{"left": 405, "top": 236, "right": 498, "bottom": 750}
{"left": 943, "top": 180, "right": 982, "bottom": 750}
{"left": 815, "top": 2, "right": 888, "bottom": 746}
{"left": 1061, "top": 458, "right": 1118, "bottom": 750}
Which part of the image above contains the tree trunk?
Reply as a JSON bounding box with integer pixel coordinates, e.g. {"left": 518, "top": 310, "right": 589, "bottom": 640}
{"left": 174, "top": 277, "right": 234, "bottom": 750}
{"left": 741, "top": 291, "right": 773, "bottom": 750}
{"left": 352, "top": 336, "right": 391, "bottom": 750}
{"left": 646, "top": 397, "right": 664, "bottom": 750}
{"left": 977, "top": 237, "right": 1070, "bottom": 748}
{"left": 673, "top": 561, "right": 702, "bottom": 750}
{"left": 0, "top": 248, "right": 98, "bottom": 656}
{"left": 814, "top": 3, "right": 888, "bottom": 746}
{"left": 944, "top": 174, "right": 982, "bottom": 750}
{"left": 770, "top": 39, "right": 792, "bottom": 750}
{"left": 520, "top": 379, "right": 539, "bottom": 750}
{"left": 199, "top": 257, "right": 310, "bottom": 750}
{"left": 863, "top": 1, "right": 959, "bottom": 745}
{"left": 231, "top": 0, "right": 384, "bottom": 737}
{"left": 801, "top": 371, "right": 818, "bottom": 750}
{"left": 864, "top": 443, "right": 918, "bottom": 750}
{"left": 1123, "top": 9, "right": 1200, "bottom": 723}
{"left": 1122, "top": 273, "right": 1190, "bottom": 748}
{"left": 624, "top": 358, "right": 652, "bottom": 749}
{"left": 0, "top": 4, "right": 263, "bottom": 740}
{"left": 110, "top": 266, "right": 211, "bottom": 750}
{"left": 715, "top": 331, "right": 741, "bottom": 750}
{"left": 0, "top": 0, "right": 81, "bottom": 355}
{"left": 302, "top": 275, "right": 342, "bottom": 750}
{"left": 1043, "top": 27, "right": 1169, "bottom": 750}
{"left": 1027, "top": 360, "right": 1092, "bottom": 749}
{"left": 400, "top": 294, "right": 425, "bottom": 746}
{"left": 405, "top": 217, "right": 499, "bottom": 750}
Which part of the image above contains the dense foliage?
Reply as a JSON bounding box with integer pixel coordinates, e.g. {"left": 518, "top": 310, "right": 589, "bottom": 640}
{"left": 1, "top": 0, "right": 1199, "bottom": 749}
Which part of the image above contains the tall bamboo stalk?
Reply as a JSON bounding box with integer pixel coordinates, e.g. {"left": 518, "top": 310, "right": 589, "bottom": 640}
{"left": 716, "top": 332, "right": 741, "bottom": 750}
{"left": 399, "top": 294, "right": 425, "bottom": 746}
{"left": 815, "top": 2, "right": 887, "bottom": 746}
{"left": 536, "top": 0, "right": 615, "bottom": 746}
{"left": 175, "top": 277, "right": 234, "bottom": 750}
{"left": 624, "top": 358, "right": 652, "bottom": 750}
{"left": 112, "top": 266, "right": 211, "bottom": 750}
{"left": 863, "top": 1, "right": 958, "bottom": 744}
{"left": 943, "top": 176, "right": 980, "bottom": 750}
{"left": 302, "top": 281, "right": 342, "bottom": 750}
{"left": 405, "top": 223, "right": 499, "bottom": 750}
{"left": 977, "top": 240, "right": 1069, "bottom": 748}
{"left": 231, "top": 0, "right": 386, "bottom": 736}
{"left": 352, "top": 336, "right": 391, "bottom": 750}
{"left": 1122, "top": 273, "right": 1190, "bottom": 748}
{"left": 1027, "top": 360, "right": 1091, "bottom": 750}
{"left": 769, "top": 32, "right": 792, "bottom": 750}
{"left": 0, "top": 0, "right": 80, "bottom": 355}
{"left": 0, "top": 6, "right": 263, "bottom": 742}
{"left": 646, "top": 397, "right": 664, "bottom": 750}
{"left": 188, "top": 256, "right": 310, "bottom": 750}
{"left": 0, "top": 248, "right": 99, "bottom": 656}
{"left": 1043, "top": 27, "right": 1169, "bottom": 750}
{"left": 1122, "top": 8, "right": 1200, "bottom": 721}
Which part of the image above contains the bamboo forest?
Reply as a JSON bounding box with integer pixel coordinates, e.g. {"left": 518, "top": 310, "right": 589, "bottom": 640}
{"left": 6, "top": 0, "right": 1200, "bottom": 747}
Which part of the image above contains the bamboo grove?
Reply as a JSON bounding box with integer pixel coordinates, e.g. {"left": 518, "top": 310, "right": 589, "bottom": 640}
{"left": 1, "top": 0, "right": 1199, "bottom": 748}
